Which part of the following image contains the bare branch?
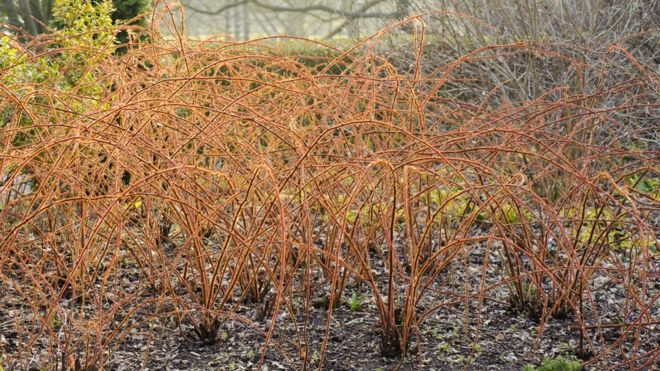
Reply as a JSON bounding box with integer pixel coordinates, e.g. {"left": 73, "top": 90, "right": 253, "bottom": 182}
{"left": 325, "top": 0, "right": 391, "bottom": 39}
{"left": 181, "top": 0, "right": 250, "bottom": 16}
{"left": 182, "top": 0, "right": 397, "bottom": 19}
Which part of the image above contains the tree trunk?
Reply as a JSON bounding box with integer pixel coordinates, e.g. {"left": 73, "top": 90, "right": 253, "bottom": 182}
{"left": 19, "top": 0, "right": 40, "bottom": 35}
{"left": 2, "top": 1, "right": 23, "bottom": 31}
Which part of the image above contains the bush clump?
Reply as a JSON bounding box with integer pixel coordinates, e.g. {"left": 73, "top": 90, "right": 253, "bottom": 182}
{"left": 0, "top": 3, "right": 657, "bottom": 370}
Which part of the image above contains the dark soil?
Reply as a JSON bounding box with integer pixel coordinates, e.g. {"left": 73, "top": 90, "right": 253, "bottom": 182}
{"left": 1, "top": 237, "right": 657, "bottom": 370}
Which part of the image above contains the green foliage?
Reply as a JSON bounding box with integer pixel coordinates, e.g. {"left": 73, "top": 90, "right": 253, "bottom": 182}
{"left": 345, "top": 290, "right": 364, "bottom": 312}
{"left": 0, "top": 1, "right": 114, "bottom": 88}
{"left": 52, "top": 313, "right": 63, "bottom": 330}
{"left": 571, "top": 206, "right": 652, "bottom": 253}
{"left": 523, "top": 356, "right": 582, "bottom": 371}
{"left": 438, "top": 343, "right": 456, "bottom": 353}
{"left": 53, "top": 0, "right": 115, "bottom": 50}
{"left": 1, "top": 0, "right": 149, "bottom": 50}
{"left": 107, "top": 0, "right": 151, "bottom": 48}
{"left": 0, "top": 36, "right": 53, "bottom": 88}
{"left": 638, "top": 177, "right": 659, "bottom": 197}
{"left": 493, "top": 200, "right": 534, "bottom": 225}
{"left": 626, "top": 174, "right": 659, "bottom": 200}
{"left": 577, "top": 208, "right": 614, "bottom": 246}
{"left": 110, "top": 0, "right": 151, "bottom": 26}
{"left": 0, "top": 0, "right": 115, "bottom": 148}
{"left": 53, "top": 0, "right": 115, "bottom": 97}
{"left": 427, "top": 187, "right": 471, "bottom": 221}
{"left": 1, "top": 0, "right": 115, "bottom": 105}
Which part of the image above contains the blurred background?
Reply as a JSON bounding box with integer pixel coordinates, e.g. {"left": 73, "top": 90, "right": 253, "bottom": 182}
{"left": 1, "top": 0, "right": 657, "bottom": 107}
{"left": 178, "top": 0, "right": 409, "bottom": 39}
{"left": 2, "top": 1, "right": 656, "bottom": 107}
{"left": 0, "top": 0, "right": 656, "bottom": 43}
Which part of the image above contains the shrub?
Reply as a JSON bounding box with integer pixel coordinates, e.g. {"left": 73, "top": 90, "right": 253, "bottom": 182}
{"left": 0, "top": 5, "right": 656, "bottom": 370}
{"left": 1, "top": 0, "right": 150, "bottom": 48}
